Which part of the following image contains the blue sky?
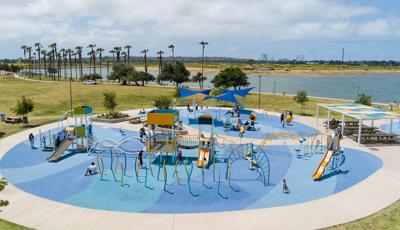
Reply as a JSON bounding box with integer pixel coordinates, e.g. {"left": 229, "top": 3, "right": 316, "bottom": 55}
{"left": 0, "top": 0, "right": 399, "bottom": 61}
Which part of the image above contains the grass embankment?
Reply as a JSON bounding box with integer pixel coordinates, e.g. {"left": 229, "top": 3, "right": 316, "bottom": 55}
{"left": 326, "top": 199, "right": 400, "bottom": 230}
{"left": 0, "top": 219, "right": 32, "bottom": 230}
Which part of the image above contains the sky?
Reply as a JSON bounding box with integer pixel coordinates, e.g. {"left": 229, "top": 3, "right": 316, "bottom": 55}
{"left": 0, "top": 0, "right": 399, "bottom": 61}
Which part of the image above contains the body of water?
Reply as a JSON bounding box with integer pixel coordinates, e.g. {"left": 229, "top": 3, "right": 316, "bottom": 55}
{"left": 28, "top": 68, "right": 400, "bottom": 103}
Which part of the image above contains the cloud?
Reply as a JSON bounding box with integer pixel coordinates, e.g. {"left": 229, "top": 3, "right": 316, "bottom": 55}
{"left": 0, "top": 0, "right": 399, "bottom": 58}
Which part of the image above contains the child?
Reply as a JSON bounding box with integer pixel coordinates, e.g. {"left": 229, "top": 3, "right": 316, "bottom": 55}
{"left": 85, "top": 162, "right": 97, "bottom": 176}
{"left": 280, "top": 113, "right": 285, "bottom": 127}
{"left": 28, "top": 133, "right": 34, "bottom": 148}
{"left": 282, "top": 179, "right": 289, "bottom": 193}
{"left": 178, "top": 150, "right": 183, "bottom": 162}
{"left": 138, "top": 151, "right": 143, "bottom": 168}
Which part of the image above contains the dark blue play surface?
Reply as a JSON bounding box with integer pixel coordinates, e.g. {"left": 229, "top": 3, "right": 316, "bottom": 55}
{"left": 178, "top": 108, "right": 318, "bottom": 139}
{"left": 0, "top": 125, "right": 382, "bottom": 213}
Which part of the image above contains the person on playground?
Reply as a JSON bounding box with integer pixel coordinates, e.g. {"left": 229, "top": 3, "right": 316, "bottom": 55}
{"left": 139, "top": 126, "right": 146, "bottom": 139}
{"left": 138, "top": 150, "right": 143, "bottom": 168}
{"left": 178, "top": 150, "right": 183, "bottom": 162}
{"left": 280, "top": 112, "right": 285, "bottom": 127}
{"left": 282, "top": 179, "right": 289, "bottom": 193}
{"left": 85, "top": 162, "right": 97, "bottom": 176}
{"left": 195, "top": 103, "right": 199, "bottom": 111}
{"left": 28, "top": 133, "right": 34, "bottom": 148}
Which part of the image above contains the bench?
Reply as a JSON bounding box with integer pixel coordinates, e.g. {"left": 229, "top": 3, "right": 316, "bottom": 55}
{"left": 5, "top": 117, "right": 22, "bottom": 124}
{"left": 352, "top": 133, "right": 399, "bottom": 144}
{"left": 0, "top": 131, "right": 5, "bottom": 137}
{"left": 129, "top": 117, "right": 141, "bottom": 124}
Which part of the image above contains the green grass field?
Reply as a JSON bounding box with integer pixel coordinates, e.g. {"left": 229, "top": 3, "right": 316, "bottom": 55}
{"left": 0, "top": 78, "right": 399, "bottom": 229}
{"left": 0, "top": 219, "right": 32, "bottom": 230}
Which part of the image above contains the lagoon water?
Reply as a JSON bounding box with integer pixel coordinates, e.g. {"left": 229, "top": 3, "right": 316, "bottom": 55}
{"left": 30, "top": 68, "right": 400, "bottom": 103}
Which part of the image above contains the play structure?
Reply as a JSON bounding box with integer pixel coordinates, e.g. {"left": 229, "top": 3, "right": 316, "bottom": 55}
{"left": 295, "top": 132, "right": 327, "bottom": 158}
{"left": 312, "top": 132, "right": 345, "bottom": 180}
{"left": 41, "top": 106, "right": 93, "bottom": 162}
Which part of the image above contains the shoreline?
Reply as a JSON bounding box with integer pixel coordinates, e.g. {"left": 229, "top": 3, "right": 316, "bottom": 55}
{"left": 136, "top": 66, "right": 400, "bottom": 77}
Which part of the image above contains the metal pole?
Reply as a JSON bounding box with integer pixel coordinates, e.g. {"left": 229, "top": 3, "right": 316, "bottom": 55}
{"left": 390, "top": 119, "right": 393, "bottom": 135}
{"left": 258, "top": 75, "right": 261, "bottom": 109}
{"left": 316, "top": 104, "right": 319, "bottom": 126}
{"left": 327, "top": 110, "right": 330, "bottom": 129}
{"left": 358, "top": 119, "right": 362, "bottom": 145}
{"left": 69, "top": 78, "right": 73, "bottom": 111}
{"left": 341, "top": 113, "right": 345, "bottom": 137}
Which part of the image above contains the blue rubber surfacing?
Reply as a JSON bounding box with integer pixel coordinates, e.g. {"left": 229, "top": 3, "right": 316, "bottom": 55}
{"left": 0, "top": 125, "right": 382, "bottom": 213}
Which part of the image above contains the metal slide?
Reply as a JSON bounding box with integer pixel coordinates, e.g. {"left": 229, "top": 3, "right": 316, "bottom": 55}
{"left": 312, "top": 149, "right": 334, "bottom": 180}
{"left": 47, "top": 139, "right": 74, "bottom": 162}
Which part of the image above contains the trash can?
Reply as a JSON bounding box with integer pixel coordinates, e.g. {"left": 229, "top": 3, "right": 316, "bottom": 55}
{"left": 0, "top": 114, "right": 5, "bottom": 122}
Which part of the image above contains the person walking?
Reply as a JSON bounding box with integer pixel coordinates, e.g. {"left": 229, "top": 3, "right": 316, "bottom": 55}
{"left": 28, "top": 133, "right": 34, "bottom": 148}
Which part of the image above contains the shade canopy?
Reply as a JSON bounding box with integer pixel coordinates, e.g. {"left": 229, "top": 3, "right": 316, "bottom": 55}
{"left": 204, "top": 91, "right": 240, "bottom": 105}
{"left": 319, "top": 103, "right": 400, "bottom": 120}
{"left": 224, "top": 87, "right": 254, "bottom": 98}
{"left": 178, "top": 88, "right": 211, "bottom": 99}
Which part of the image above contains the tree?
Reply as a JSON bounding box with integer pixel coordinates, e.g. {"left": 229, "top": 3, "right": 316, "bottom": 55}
{"left": 192, "top": 72, "right": 207, "bottom": 89}
{"left": 168, "top": 44, "right": 175, "bottom": 63}
{"left": 103, "top": 92, "right": 118, "bottom": 114}
{"left": 13, "top": 96, "right": 34, "bottom": 125}
{"left": 108, "top": 63, "right": 136, "bottom": 85}
{"left": 199, "top": 41, "right": 208, "bottom": 89}
{"left": 136, "top": 71, "right": 155, "bottom": 86}
{"left": 158, "top": 61, "right": 190, "bottom": 87}
{"left": 141, "top": 49, "right": 149, "bottom": 73}
{"left": 87, "top": 44, "right": 96, "bottom": 74}
{"left": 153, "top": 96, "right": 172, "bottom": 109}
{"left": 212, "top": 67, "right": 249, "bottom": 90}
{"left": 75, "top": 46, "right": 83, "bottom": 78}
{"left": 96, "top": 47, "right": 104, "bottom": 79}
{"left": 0, "top": 177, "right": 9, "bottom": 208}
{"left": 293, "top": 90, "right": 309, "bottom": 115}
{"left": 355, "top": 92, "right": 372, "bottom": 106}
{"left": 124, "top": 45, "right": 132, "bottom": 64}
{"left": 34, "top": 43, "right": 42, "bottom": 79}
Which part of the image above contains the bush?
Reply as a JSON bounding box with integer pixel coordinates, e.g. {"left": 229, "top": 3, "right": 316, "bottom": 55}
{"left": 153, "top": 96, "right": 173, "bottom": 109}
{"left": 97, "top": 112, "right": 129, "bottom": 119}
{"left": 81, "top": 73, "right": 102, "bottom": 81}
{"left": 355, "top": 92, "right": 372, "bottom": 106}
{"left": 293, "top": 90, "right": 309, "bottom": 115}
{"left": 103, "top": 92, "right": 118, "bottom": 114}
{"left": 13, "top": 96, "right": 34, "bottom": 125}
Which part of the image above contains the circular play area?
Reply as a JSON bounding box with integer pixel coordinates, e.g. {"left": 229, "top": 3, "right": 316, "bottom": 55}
{"left": 0, "top": 106, "right": 383, "bottom": 214}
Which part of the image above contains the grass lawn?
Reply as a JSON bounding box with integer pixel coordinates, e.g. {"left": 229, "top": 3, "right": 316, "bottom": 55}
{"left": 326, "top": 199, "right": 400, "bottom": 230}
{"left": 0, "top": 219, "right": 32, "bottom": 230}
{"left": 0, "top": 78, "right": 399, "bottom": 229}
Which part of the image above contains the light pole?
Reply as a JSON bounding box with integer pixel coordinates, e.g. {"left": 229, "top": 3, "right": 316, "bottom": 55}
{"left": 199, "top": 41, "right": 208, "bottom": 89}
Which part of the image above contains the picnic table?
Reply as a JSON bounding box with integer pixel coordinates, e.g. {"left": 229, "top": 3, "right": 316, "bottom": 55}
{"left": 129, "top": 116, "right": 141, "bottom": 124}
{"left": 5, "top": 117, "right": 22, "bottom": 124}
{"left": 352, "top": 132, "right": 399, "bottom": 144}
{"left": 0, "top": 131, "right": 5, "bottom": 137}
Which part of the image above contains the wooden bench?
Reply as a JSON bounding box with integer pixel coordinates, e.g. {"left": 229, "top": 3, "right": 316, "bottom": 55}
{"left": 129, "top": 117, "right": 141, "bottom": 124}
{"left": 5, "top": 117, "right": 22, "bottom": 124}
{"left": 352, "top": 133, "right": 399, "bottom": 144}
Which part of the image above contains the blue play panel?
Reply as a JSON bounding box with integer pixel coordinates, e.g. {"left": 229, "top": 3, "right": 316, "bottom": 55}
{"left": 178, "top": 108, "right": 318, "bottom": 139}
{"left": 0, "top": 126, "right": 382, "bottom": 213}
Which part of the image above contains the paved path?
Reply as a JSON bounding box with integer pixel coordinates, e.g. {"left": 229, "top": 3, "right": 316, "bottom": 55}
{"left": 0, "top": 109, "right": 399, "bottom": 230}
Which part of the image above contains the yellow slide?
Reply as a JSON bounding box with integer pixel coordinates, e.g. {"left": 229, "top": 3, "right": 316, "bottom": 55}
{"left": 197, "top": 147, "right": 210, "bottom": 167}
{"left": 47, "top": 138, "right": 74, "bottom": 162}
{"left": 312, "top": 149, "right": 334, "bottom": 180}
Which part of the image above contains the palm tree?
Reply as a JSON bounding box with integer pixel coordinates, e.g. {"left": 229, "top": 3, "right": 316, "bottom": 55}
{"left": 141, "top": 49, "right": 149, "bottom": 73}
{"left": 48, "top": 43, "right": 57, "bottom": 80}
{"left": 168, "top": 44, "right": 175, "bottom": 63}
{"left": 72, "top": 52, "right": 78, "bottom": 79}
{"left": 121, "top": 51, "right": 127, "bottom": 63}
{"left": 87, "top": 44, "right": 96, "bottom": 74}
{"left": 199, "top": 41, "right": 208, "bottom": 89}
{"left": 66, "top": 49, "right": 73, "bottom": 80}
{"left": 20, "top": 45, "right": 27, "bottom": 76}
{"left": 157, "top": 50, "right": 164, "bottom": 77}
{"left": 26, "top": 46, "right": 33, "bottom": 78}
{"left": 75, "top": 46, "right": 83, "bottom": 79}
{"left": 96, "top": 48, "right": 104, "bottom": 79}
{"left": 114, "top": 47, "right": 122, "bottom": 62}
{"left": 124, "top": 45, "right": 132, "bottom": 64}
{"left": 60, "top": 48, "right": 67, "bottom": 78}
{"left": 41, "top": 49, "right": 47, "bottom": 77}
{"left": 34, "top": 43, "right": 42, "bottom": 79}
{"left": 57, "top": 52, "right": 62, "bottom": 80}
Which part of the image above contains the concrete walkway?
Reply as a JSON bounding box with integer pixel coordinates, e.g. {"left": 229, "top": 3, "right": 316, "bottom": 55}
{"left": 0, "top": 109, "right": 399, "bottom": 230}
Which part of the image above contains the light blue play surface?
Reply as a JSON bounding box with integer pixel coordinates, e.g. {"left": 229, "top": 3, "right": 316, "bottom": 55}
{"left": 0, "top": 125, "right": 382, "bottom": 213}
{"left": 178, "top": 108, "right": 318, "bottom": 139}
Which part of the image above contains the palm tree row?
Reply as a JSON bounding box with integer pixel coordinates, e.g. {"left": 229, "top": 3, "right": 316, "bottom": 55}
{"left": 19, "top": 42, "right": 207, "bottom": 84}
